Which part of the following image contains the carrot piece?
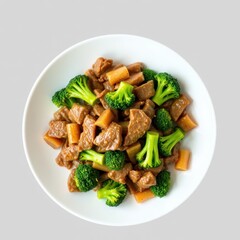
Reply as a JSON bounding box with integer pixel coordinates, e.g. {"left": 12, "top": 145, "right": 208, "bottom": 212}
{"left": 66, "top": 123, "right": 80, "bottom": 144}
{"left": 133, "top": 189, "right": 155, "bottom": 203}
{"left": 92, "top": 162, "right": 110, "bottom": 172}
{"left": 95, "top": 109, "right": 115, "bottom": 128}
{"left": 43, "top": 131, "right": 64, "bottom": 149}
{"left": 175, "top": 149, "right": 191, "bottom": 171}
{"left": 177, "top": 114, "right": 197, "bottom": 132}
{"left": 106, "top": 66, "right": 130, "bottom": 85}
{"left": 126, "top": 141, "right": 141, "bottom": 164}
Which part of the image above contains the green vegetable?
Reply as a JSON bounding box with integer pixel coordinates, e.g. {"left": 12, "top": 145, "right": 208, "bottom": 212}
{"left": 136, "top": 131, "right": 162, "bottom": 169}
{"left": 52, "top": 87, "right": 75, "bottom": 108}
{"left": 74, "top": 164, "right": 100, "bottom": 192}
{"left": 159, "top": 128, "right": 185, "bottom": 157}
{"left": 152, "top": 73, "right": 181, "bottom": 106}
{"left": 97, "top": 179, "right": 127, "bottom": 207}
{"left": 104, "top": 150, "right": 125, "bottom": 170}
{"left": 66, "top": 75, "right": 97, "bottom": 106}
{"left": 79, "top": 149, "right": 104, "bottom": 165}
{"left": 143, "top": 68, "right": 157, "bottom": 81}
{"left": 150, "top": 170, "right": 171, "bottom": 197}
{"left": 105, "top": 81, "right": 135, "bottom": 110}
{"left": 154, "top": 108, "right": 173, "bottom": 131}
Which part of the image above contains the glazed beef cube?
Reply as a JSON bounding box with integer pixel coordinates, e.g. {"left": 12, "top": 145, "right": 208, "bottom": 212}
{"left": 92, "top": 57, "right": 113, "bottom": 77}
{"left": 48, "top": 120, "right": 67, "bottom": 138}
{"left": 94, "top": 122, "right": 122, "bottom": 151}
{"left": 79, "top": 115, "right": 96, "bottom": 150}
{"left": 68, "top": 103, "right": 90, "bottom": 125}
{"left": 134, "top": 80, "right": 155, "bottom": 100}
{"left": 124, "top": 109, "right": 151, "bottom": 146}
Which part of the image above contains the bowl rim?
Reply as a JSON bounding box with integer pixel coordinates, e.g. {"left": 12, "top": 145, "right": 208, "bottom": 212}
{"left": 22, "top": 34, "right": 217, "bottom": 226}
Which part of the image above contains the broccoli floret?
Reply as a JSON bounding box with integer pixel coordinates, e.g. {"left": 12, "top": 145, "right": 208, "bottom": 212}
{"left": 150, "top": 170, "right": 171, "bottom": 197}
{"left": 136, "top": 131, "right": 162, "bottom": 169}
{"left": 159, "top": 128, "right": 185, "bottom": 157}
{"left": 79, "top": 149, "right": 104, "bottom": 165}
{"left": 143, "top": 68, "right": 157, "bottom": 81}
{"left": 152, "top": 73, "right": 181, "bottom": 106}
{"left": 74, "top": 164, "right": 100, "bottom": 192}
{"left": 66, "top": 75, "right": 97, "bottom": 106}
{"left": 154, "top": 108, "right": 173, "bottom": 131}
{"left": 52, "top": 88, "right": 75, "bottom": 108}
{"left": 104, "top": 150, "right": 125, "bottom": 170}
{"left": 105, "top": 81, "right": 135, "bottom": 110}
{"left": 97, "top": 179, "right": 127, "bottom": 207}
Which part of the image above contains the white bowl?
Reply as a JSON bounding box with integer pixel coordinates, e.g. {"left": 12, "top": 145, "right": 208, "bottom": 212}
{"left": 22, "top": 34, "right": 216, "bottom": 226}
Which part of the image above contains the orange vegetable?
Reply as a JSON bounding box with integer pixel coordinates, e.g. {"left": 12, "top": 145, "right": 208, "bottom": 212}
{"left": 133, "top": 189, "right": 155, "bottom": 203}
{"left": 106, "top": 66, "right": 129, "bottom": 85}
{"left": 43, "top": 131, "right": 64, "bottom": 149}
{"left": 118, "top": 121, "right": 129, "bottom": 135}
{"left": 177, "top": 114, "right": 197, "bottom": 132}
{"left": 67, "top": 123, "right": 80, "bottom": 144}
{"left": 175, "top": 149, "right": 191, "bottom": 171}
{"left": 92, "top": 162, "right": 110, "bottom": 172}
{"left": 126, "top": 141, "right": 141, "bottom": 164}
{"left": 95, "top": 109, "right": 114, "bottom": 128}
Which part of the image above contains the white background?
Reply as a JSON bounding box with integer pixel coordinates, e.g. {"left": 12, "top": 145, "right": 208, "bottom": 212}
{"left": 0, "top": 0, "right": 238, "bottom": 239}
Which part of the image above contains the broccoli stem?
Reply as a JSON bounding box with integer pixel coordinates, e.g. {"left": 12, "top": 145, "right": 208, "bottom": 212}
{"left": 79, "top": 150, "right": 104, "bottom": 165}
{"left": 136, "top": 131, "right": 161, "bottom": 168}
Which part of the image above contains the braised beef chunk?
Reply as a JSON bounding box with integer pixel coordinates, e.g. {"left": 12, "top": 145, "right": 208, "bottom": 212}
{"left": 93, "top": 104, "right": 105, "bottom": 117}
{"left": 170, "top": 94, "right": 190, "bottom": 121}
{"left": 85, "top": 69, "right": 98, "bottom": 82}
{"left": 103, "top": 81, "right": 115, "bottom": 91}
{"left": 124, "top": 72, "right": 144, "bottom": 86}
{"left": 94, "top": 122, "right": 122, "bottom": 151}
{"left": 79, "top": 115, "right": 96, "bottom": 150}
{"left": 127, "top": 62, "right": 144, "bottom": 74}
{"left": 55, "top": 151, "right": 73, "bottom": 169}
{"left": 68, "top": 169, "right": 80, "bottom": 192}
{"left": 48, "top": 120, "right": 67, "bottom": 138}
{"left": 136, "top": 171, "right": 156, "bottom": 191}
{"left": 87, "top": 74, "right": 104, "bottom": 91}
{"left": 54, "top": 107, "right": 71, "bottom": 122}
{"left": 92, "top": 57, "right": 113, "bottom": 77}
{"left": 147, "top": 163, "right": 164, "bottom": 176}
{"left": 164, "top": 143, "right": 180, "bottom": 165}
{"left": 108, "top": 163, "right": 133, "bottom": 184}
{"left": 94, "top": 89, "right": 110, "bottom": 109}
{"left": 124, "top": 109, "right": 151, "bottom": 146}
{"left": 55, "top": 152, "right": 64, "bottom": 167}
{"left": 123, "top": 101, "right": 145, "bottom": 117}
{"left": 134, "top": 80, "right": 155, "bottom": 100}
{"left": 61, "top": 142, "right": 80, "bottom": 161}
{"left": 142, "top": 99, "right": 155, "bottom": 118}
{"left": 128, "top": 170, "right": 142, "bottom": 183}
{"left": 68, "top": 103, "right": 90, "bottom": 125}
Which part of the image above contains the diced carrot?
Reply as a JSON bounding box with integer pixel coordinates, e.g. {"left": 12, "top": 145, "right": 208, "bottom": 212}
{"left": 118, "top": 121, "right": 129, "bottom": 135}
{"left": 175, "top": 149, "right": 191, "bottom": 171}
{"left": 126, "top": 141, "right": 141, "bottom": 164}
{"left": 133, "top": 189, "right": 155, "bottom": 203}
{"left": 67, "top": 123, "right": 80, "bottom": 144}
{"left": 95, "top": 109, "right": 114, "bottom": 128}
{"left": 43, "top": 131, "right": 64, "bottom": 149}
{"left": 92, "top": 162, "right": 110, "bottom": 172}
{"left": 177, "top": 114, "right": 197, "bottom": 132}
{"left": 106, "top": 66, "right": 130, "bottom": 85}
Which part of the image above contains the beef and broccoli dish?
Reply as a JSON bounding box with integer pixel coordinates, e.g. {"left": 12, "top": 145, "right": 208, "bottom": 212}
{"left": 43, "top": 57, "right": 197, "bottom": 206}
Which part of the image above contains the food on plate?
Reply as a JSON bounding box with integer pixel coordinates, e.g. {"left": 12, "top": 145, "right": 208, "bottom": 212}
{"left": 43, "top": 57, "right": 197, "bottom": 207}
{"left": 97, "top": 179, "right": 127, "bottom": 207}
